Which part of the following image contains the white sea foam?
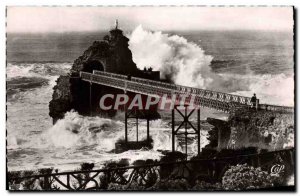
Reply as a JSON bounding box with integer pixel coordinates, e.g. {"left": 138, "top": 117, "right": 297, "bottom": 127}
{"left": 6, "top": 62, "right": 72, "bottom": 80}
{"left": 129, "top": 25, "right": 214, "bottom": 88}
{"left": 8, "top": 110, "right": 209, "bottom": 171}
{"left": 42, "top": 110, "right": 209, "bottom": 153}
{"left": 129, "top": 26, "right": 294, "bottom": 106}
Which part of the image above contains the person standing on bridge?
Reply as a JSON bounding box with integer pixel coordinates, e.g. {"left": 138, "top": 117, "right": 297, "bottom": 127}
{"left": 251, "top": 93, "right": 257, "bottom": 108}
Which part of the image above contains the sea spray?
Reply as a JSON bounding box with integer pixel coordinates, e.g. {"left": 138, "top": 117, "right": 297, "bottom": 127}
{"left": 129, "top": 25, "right": 214, "bottom": 87}
{"left": 129, "top": 26, "right": 294, "bottom": 106}
{"left": 233, "top": 73, "right": 294, "bottom": 106}
{"left": 7, "top": 62, "right": 72, "bottom": 80}
{"left": 7, "top": 110, "right": 210, "bottom": 171}
{"left": 43, "top": 110, "right": 124, "bottom": 150}
{"left": 43, "top": 110, "right": 209, "bottom": 152}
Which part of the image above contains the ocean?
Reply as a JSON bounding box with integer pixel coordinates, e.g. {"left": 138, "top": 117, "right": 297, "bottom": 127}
{"left": 6, "top": 27, "right": 294, "bottom": 171}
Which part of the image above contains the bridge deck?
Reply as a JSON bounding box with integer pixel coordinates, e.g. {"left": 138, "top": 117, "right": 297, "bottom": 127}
{"left": 79, "top": 71, "right": 293, "bottom": 113}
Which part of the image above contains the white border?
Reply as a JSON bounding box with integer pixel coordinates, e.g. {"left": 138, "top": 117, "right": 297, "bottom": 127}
{"left": 1, "top": 0, "right": 298, "bottom": 195}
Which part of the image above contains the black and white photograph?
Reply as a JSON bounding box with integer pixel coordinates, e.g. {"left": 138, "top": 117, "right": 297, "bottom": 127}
{"left": 5, "top": 6, "right": 295, "bottom": 191}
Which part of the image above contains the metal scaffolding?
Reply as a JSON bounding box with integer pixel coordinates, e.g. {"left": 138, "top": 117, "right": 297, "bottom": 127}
{"left": 172, "top": 104, "right": 201, "bottom": 156}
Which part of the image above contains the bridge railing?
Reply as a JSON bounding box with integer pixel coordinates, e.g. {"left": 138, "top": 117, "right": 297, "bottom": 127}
{"left": 92, "top": 71, "right": 252, "bottom": 105}
{"left": 93, "top": 70, "right": 128, "bottom": 80}
{"left": 81, "top": 71, "right": 293, "bottom": 113}
{"left": 130, "top": 75, "right": 251, "bottom": 105}
{"left": 8, "top": 148, "right": 294, "bottom": 190}
{"left": 259, "top": 104, "right": 294, "bottom": 113}
{"left": 85, "top": 71, "right": 232, "bottom": 112}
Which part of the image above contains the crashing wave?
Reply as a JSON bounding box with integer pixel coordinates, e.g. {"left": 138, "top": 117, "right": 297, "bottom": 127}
{"left": 129, "top": 26, "right": 294, "bottom": 106}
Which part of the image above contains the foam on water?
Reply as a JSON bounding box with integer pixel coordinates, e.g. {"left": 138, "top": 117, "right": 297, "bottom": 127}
{"left": 7, "top": 62, "right": 72, "bottom": 80}
{"left": 7, "top": 109, "right": 209, "bottom": 171}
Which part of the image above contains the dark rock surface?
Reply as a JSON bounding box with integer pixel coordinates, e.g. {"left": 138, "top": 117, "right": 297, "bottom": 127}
{"left": 49, "top": 27, "right": 160, "bottom": 123}
{"left": 49, "top": 76, "right": 72, "bottom": 123}
{"left": 115, "top": 138, "right": 153, "bottom": 154}
{"left": 206, "top": 118, "right": 231, "bottom": 150}
{"left": 205, "top": 108, "right": 294, "bottom": 151}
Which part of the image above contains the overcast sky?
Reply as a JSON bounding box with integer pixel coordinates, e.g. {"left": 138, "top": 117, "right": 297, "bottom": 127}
{"left": 7, "top": 6, "right": 293, "bottom": 33}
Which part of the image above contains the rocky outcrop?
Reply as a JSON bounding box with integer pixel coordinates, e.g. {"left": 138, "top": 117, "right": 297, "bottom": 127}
{"left": 205, "top": 108, "right": 294, "bottom": 151}
{"left": 71, "top": 31, "right": 137, "bottom": 75}
{"left": 49, "top": 27, "right": 160, "bottom": 123}
{"left": 206, "top": 118, "right": 231, "bottom": 150}
{"left": 49, "top": 76, "right": 72, "bottom": 123}
{"left": 227, "top": 109, "right": 294, "bottom": 150}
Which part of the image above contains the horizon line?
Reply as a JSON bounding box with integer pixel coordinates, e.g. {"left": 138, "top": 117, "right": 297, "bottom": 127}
{"left": 6, "top": 28, "right": 293, "bottom": 34}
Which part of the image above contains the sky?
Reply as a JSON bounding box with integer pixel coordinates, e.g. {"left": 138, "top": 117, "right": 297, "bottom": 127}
{"left": 7, "top": 6, "right": 293, "bottom": 33}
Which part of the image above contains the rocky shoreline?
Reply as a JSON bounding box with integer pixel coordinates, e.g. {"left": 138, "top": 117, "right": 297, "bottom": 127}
{"left": 206, "top": 108, "right": 294, "bottom": 151}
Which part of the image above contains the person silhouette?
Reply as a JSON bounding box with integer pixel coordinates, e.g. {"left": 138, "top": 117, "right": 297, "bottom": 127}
{"left": 251, "top": 93, "right": 257, "bottom": 108}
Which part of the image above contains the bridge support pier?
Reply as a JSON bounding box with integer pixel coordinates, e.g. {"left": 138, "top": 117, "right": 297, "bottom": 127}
{"left": 89, "top": 82, "right": 92, "bottom": 116}
{"left": 124, "top": 109, "right": 151, "bottom": 143}
{"left": 172, "top": 105, "right": 201, "bottom": 157}
{"left": 115, "top": 108, "right": 152, "bottom": 153}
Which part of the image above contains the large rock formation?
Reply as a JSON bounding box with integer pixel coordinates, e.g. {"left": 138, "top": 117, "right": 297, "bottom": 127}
{"left": 71, "top": 28, "right": 138, "bottom": 75}
{"left": 49, "top": 26, "right": 160, "bottom": 123}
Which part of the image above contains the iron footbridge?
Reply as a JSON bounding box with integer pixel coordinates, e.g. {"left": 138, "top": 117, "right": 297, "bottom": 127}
{"left": 79, "top": 70, "right": 293, "bottom": 113}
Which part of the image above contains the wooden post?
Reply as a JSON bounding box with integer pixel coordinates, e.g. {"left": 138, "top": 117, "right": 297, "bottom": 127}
{"left": 136, "top": 111, "right": 138, "bottom": 142}
{"left": 185, "top": 106, "right": 188, "bottom": 158}
{"left": 290, "top": 150, "right": 294, "bottom": 166}
{"left": 89, "top": 82, "right": 92, "bottom": 116}
{"left": 256, "top": 99, "right": 259, "bottom": 110}
{"left": 44, "top": 176, "right": 51, "bottom": 190}
{"left": 125, "top": 110, "right": 128, "bottom": 143}
{"left": 124, "top": 93, "right": 128, "bottom": 143}
{"left": 197, "top": 108, "right": 201, "bottom": 155}
{"left": 257, "top": 154, "right": 261, "bottom": 167}
{"left": 172, "top": 108, "right": 175, "bottom": 152}
{"left": 217, "top": 127, "right": 221, "bottom": 150}
{"left": 147, "top": 117, "right": 150, "bottom": 141}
